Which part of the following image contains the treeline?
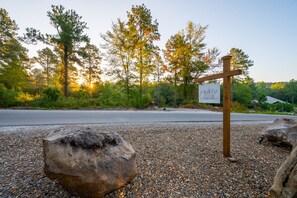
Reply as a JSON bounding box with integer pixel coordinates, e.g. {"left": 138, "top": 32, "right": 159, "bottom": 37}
{"left": 230, "top": 80, "right": 297, "bottom": 112}
{"left": 0, "top": 5, "right": 296, "bottom": 111}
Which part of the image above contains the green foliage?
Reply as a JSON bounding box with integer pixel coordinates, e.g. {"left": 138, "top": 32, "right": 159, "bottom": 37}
{"left": 101, "top": 19, "right": 136, "bottom": 101}
{"left": 33, "top": 47, "right": 58, "bottom": 87}
{"left": 16, "top": 92, "right": 34, "bottom": 102}
{"left": 231, "top": 102, "right": 248, "bottom": 112}
{"left": 53, "top": 97, "right": 88, "bottom": 109}
{"left": 164, "top": 21, "right": 220, "bottom": 101}
{"left": 255, "top": 101, "right": 294, "bottom": 113}
{"left": 283, "top": 79, "right": 297, "bottom": 104}
{"left": 43, "top": 88, "right": 60, "bottom": 102}
{"left": 79, "top": 43, "right": 102, "bottom": 90}
{"left": 233, "top": 82, "right": 253, "bottom": 106}
{"left": 294, "top": 107, "right": 297, "bottom": 115}
{"left": 22, "top": 5, "right": 89, "bottom": 97}
{"left": 151, "top": 82, "right": 175, "bottom": 106}
{"left": 0, "top": 84, "right": 18, "bottom": 107}
{"left": 0, "top": 8, "right": 30, "bottom": 90}
{"left": 129, "top": 90, "right": 152, "bottom": 109}
{"left": 70, "top": 89, "right": 89, "bottom": 99}
{"left": 97, "top": 84, "right": 127, "bottom": 107}
{"left": 0, "top": 65, "right": 31, "bottom": 89}
{"left": 230, "top": 48, "right": 254, "bottom": 81}
{"left": 270, "top": 102, "right": 294, "bottom": 112}
{"left": 127, "top": 4, "right": 160, "bottom": 96}
{"left": 102, "top": 4, "right": 161, "bottom": 103}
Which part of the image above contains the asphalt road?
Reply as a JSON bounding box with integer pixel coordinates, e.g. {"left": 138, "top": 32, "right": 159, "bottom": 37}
{"left": 0, "top": 109, "right": 297, "bottom": 127}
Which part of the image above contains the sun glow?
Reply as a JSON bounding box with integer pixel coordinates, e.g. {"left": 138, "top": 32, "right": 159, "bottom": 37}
{"left": 77, "top": 78, "right": 84, "bottom": 85}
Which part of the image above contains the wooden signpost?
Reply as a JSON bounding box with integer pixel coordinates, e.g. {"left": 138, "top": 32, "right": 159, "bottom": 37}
{"left": 196, "top": 55, "right": 242, "bottom": 159}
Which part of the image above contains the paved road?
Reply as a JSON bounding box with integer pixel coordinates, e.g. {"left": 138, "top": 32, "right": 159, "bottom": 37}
{"left": 1, "top": 109, "right": 297, "bottom": 127}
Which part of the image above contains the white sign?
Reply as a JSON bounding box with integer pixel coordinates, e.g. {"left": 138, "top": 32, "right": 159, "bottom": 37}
{"left": 199, "top": 83, "right": 220, "bottom": 104}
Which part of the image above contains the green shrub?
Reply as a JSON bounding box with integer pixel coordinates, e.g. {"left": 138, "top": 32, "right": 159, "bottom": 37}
{"left": 0, "top": 84, "right": 18, "bottom": 107}
{"left": 71, "top": 89, "right": 89, "bottom": 99}
{"left": 15, "top": 92, "right": 36, "bottom": 106}
{"left": 231, "top": 101, "right": 248, "bottom": 112}
{"left": 258, "top": 102, "right": 294, "bottom": 113}
{"left": 271, "top": 102, "right": 294, "bottom": 112}
{"left": 98, "top": 84, "right": 127, "bottom": 107}
{"left": 43, "top": 88, "right": 60, "bottom": 102}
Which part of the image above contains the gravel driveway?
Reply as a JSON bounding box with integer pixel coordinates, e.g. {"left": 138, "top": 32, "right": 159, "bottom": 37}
{"left": 0, "top": 123, "right": 290, "bottom": 197}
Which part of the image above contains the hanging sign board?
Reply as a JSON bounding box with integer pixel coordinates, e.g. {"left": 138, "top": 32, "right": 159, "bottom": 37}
{"left": 199, "top": 83, "right": 220, "bottom": 104}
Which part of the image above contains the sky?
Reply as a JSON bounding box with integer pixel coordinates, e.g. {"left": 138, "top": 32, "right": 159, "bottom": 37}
{"left": 1, "top": 0, "right": 297, "bottom": 82}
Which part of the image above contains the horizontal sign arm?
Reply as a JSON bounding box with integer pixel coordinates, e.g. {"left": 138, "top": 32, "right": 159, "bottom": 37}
{"left": 195, "top": 69, "right": 242, "bottom": 83}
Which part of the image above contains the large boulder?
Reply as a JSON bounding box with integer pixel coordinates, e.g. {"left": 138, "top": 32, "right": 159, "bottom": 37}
{"left": 43, "top": 128, "right": 138, "bottom": 198}
{"left": 260, "top": 118, "right": 297, "bottom": 147}
{"left": 269, "top": 144, "right": 297, "bottom": 198}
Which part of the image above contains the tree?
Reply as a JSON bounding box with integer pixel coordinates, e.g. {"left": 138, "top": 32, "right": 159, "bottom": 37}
{"left": 270, "top": 82, "right": 285, "bottom": 90}
{"left": 22, "top": 5, "right": 89, "bottom": 97}
{"left": 151, "top": 52, "right": 165, "bottom": 107}
{"left": 229, "top": 48, "right": 254, "bottom": 102}
{"left": 164, "top": 21, "right": 219, "bottom": 101}
{"left": 164, "top": 33, "right": 187, "bottom": 106}
{"left": 31, "top": 68, "right": 45, "bottom": 89}
{"left": 253, "top": 81, "right": 270, "bottom": 103}
{"left": 34, "top": 47, "right": 58, "bottom": 87}
{"left": 0, "top": 8, "right": 30, "bottom": 89}
{"left": 79, "top": 43, "right": 102, "bottom": 93}
{"left": 101, "top": 19, "right": 136, "bottom": 101}
{"left": 284, "top": 79, "right": 297, "bottom": 104}
{"left": 233, "top": 82, "right": 253, "bottom": 106}
{"left": 229, "top": 48, "right": 254, "bottom": 81}
{"left": 127, "top": 4, "right": 160, "bottom": 99}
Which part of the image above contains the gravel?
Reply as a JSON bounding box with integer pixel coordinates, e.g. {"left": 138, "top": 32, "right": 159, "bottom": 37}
{"left": 0, "top": 123, "right": 290, "bottom": 198}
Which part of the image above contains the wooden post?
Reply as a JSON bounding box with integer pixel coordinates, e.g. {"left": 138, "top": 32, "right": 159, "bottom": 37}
{"left": 195, "top": 54, "right": 242, "bottom": 159}
{"left": 222, "top": 55, "right": 232, "bottom": 157}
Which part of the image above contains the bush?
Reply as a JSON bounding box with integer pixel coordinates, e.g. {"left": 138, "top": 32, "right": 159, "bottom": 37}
{"left": 54, "top": 97, "right": 79, "bottom": 109}
{"left": 182, "top": 99, "right": 199, "bottom": 108}
{"left": 43, "top": 88, "right": 60, "bottom": 102}
{"left": 231, "top": 101, "right": 248, "bottom": 112}
{"left": 97, "top": 84, "right": 127, "bottom": 107}
{"left": 0, "top": 84, "right": 18, "bottom": 107}
{"left": 271, "top": 102, "right": 294, "bottom": 112}
{"left": 71, "top": 89, "right": 89, "bottom": 99}
{"left": 257, "top": 102, "right": 294, "bottom": 113}
{"left": 15, "top": 92, "right": 35, "bottom": 106}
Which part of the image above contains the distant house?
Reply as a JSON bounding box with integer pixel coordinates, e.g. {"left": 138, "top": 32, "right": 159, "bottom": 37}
{"left": 252, "top": 96, "right": 286, "bottom": 104}
{"left": 266, "top": 96, "right": 285, "bottom": 104}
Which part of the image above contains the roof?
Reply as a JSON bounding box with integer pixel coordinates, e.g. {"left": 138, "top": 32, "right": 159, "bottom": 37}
{"left": 266, "top": 96, "right": 285, "bottom": 104}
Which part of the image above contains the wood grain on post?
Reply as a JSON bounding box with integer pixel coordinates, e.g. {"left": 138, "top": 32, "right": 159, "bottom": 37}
{"left": 222, "top": 55, "right": 232, "bottom": 157}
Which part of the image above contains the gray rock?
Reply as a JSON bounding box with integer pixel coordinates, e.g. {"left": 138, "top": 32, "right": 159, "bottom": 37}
{"left": 269, "top": 144, "right": 297, "bottom": 198}
{"left": 43, "top": 129, "right": 138, "bottom": 198}
{"left": 260, "top": 118, "right": 297, "bottom": 147}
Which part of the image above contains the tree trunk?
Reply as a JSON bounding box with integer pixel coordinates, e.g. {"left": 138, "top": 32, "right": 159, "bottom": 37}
{"left": 63, "top": 46, "right": 69, "bottom": 97}
{"left": 126, "top": 72, "right": 130, "bottom": 102}
{"left": 173, "top": 71, "right": 177, "bottom": 107}
{"left": 46, "top": 56, "right": 49, "bottom": 87}
{"left": 139, "top": 51, "right": 143, "bottom": 106}
{"left": 183, "top": 77, "right": 188, "bottom": 101}
{"left": 157, "top": 67, "right": 160, "bottom": 108}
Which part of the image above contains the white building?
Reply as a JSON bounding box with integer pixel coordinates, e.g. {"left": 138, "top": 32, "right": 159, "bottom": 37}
{"left": 266, "top": 96, "right": 285, "bottom": 104}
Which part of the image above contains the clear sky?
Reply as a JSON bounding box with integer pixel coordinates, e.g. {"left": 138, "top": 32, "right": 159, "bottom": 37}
{"left": 1, "top": 0, "right": 297, "bottom": 82}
